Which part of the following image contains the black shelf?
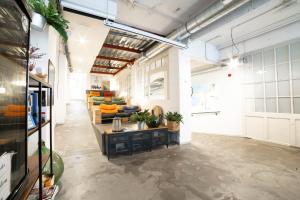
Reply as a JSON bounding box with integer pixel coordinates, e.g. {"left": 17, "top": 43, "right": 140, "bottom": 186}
{"left": 16, "top": 154, "right": 50, "bottom": 200}
{"left": 28, "top": 120, "right": 50, "bottom": 137}
{"left": 29, "top": 73, "right": 52, "bottom": 88}
{"left": 18, "top": 73, "right": 54, "bottom": 200}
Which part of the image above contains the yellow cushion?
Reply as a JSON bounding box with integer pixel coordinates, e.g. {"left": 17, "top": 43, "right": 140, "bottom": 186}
{"left": 99, "top": 104, "right": 117, "bottom": 110}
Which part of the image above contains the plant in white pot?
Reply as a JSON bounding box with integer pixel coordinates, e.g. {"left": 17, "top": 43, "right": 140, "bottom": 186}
{"left": 165, "top": 112, "right": 183, "bottom": 131}
{"left": 130, "top": 110, "right": 150, "bottom": 130}
{"left": 27, "top": 0, "right": 69, "bottom": 41}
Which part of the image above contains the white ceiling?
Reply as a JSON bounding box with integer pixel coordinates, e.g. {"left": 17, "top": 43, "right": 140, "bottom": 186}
{"left": 64, "top": 11, "right": 110, "bottom": 72}
{"left": 192, "top": 0, "right": 300, "bottom": 51}
{"left": 188, "top": 0, "right": 300, "bottom": 71}
{"left": 116, "top": 0, "right": 216, "bottom": 35}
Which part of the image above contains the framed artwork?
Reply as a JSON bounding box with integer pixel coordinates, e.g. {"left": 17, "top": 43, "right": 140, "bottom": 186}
{"left": 149, "top": 71, "right": 166, "bottom": 100}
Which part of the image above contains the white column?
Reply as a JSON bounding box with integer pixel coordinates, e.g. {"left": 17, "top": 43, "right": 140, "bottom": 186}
{"left": 55, "top": 52, "right": 68, "bottom": 124}
{"left": 168, "top": 48, "right": 192, "bottom": 144}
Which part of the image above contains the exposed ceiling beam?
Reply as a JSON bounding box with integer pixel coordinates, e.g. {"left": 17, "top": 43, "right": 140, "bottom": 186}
{"left": 90, "top": 71, "right": 115, "bottom": 75}
{"left": 103, "top": 43, "right": 141, "bottom": 53}
{"left": 92, "top": 65, "right": 120, "bottom": 69}
{"left": 114, "top": 63, "right": 129, "bottom": 75}
{"left": 96, "top": 55, "right": 135, "bottom": 63}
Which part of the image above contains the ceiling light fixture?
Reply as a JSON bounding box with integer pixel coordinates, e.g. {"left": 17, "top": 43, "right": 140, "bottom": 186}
{"left": 103, "top": 20, "right": 187, "bottom": 49}
{"left": 222, "top": 0, "right": 234, "bottom": 5}
{"left": 227, "top": 56, "right": 240, "bottom": 68}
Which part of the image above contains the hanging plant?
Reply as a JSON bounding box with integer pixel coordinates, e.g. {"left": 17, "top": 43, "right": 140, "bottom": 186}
{"left": 27, "top": 0, "right": 69, "bottom": 41}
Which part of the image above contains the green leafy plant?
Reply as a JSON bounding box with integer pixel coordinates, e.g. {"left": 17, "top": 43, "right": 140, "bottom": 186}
{"left": 130, "top": 110, "right": 150, "bottom": 122}
{"left": 27, "top": 0, "right": 69, "bottom": 41}
{"left": 164, "top": 112, "right": 183, "bottom": 124}
{"left": 146, "top": 115, "right": 160, "bottom": 128}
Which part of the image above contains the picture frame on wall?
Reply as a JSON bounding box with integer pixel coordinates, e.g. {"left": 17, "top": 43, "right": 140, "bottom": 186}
{"left": 48, "top": 60, "right": 55, "bottom": 105}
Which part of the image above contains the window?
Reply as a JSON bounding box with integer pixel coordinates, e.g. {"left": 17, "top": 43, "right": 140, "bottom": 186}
{"left": 243, "top": 40, "right": 300, "bottom": 114}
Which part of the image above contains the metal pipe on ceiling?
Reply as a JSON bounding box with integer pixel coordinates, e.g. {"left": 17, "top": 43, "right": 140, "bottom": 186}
{"left": 139, "top": 0, "right": 252, "bottom": 62}
{"left": 64, "top": 44, "right": 73, "bottom": 72}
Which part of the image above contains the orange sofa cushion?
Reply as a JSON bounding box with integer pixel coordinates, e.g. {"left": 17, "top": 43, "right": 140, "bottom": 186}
{"left": 99, "top": 104, "right": 118, "bottom": 114}
{"left": 100, "top": 104, "right": 117, "bottom": 110}
{"left": 89, "top": 91, "right": 100, "bottom": 97}
{"left": 100, "top": 109, "right": 118, "bottom": 114}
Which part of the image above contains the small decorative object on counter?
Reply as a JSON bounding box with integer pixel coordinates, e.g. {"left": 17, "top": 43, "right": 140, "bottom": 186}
{"left": 112, "top": 117, "right": 122, "bottom": 132}
{"left": 130, "top": 110, "right": 150, "bottom": 130}
{"left": 146, "top": 115, "right": 160, "bottom": 128}
{"left": 165, "top": 112, "right": 183, "bottom": 131}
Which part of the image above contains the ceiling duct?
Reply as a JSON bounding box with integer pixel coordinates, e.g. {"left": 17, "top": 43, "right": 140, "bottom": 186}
{"left": 140, "top": 0, "right": 252, "bottom": 62}
{"left": 64, "top": 44, "right": 73, "bottom": 72}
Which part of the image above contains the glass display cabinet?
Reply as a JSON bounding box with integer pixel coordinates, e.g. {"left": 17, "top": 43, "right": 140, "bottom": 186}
{"left": 0, "top": 0, "right": 30, "bottom": 199}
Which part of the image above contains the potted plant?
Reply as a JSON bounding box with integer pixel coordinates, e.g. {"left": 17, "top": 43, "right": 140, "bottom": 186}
{"left": 130, "top": 110, "right": 150, "bottom": 130}
{"left": 27, "top": 0, "right": 69, "bottom": 41}
{"left": 165, "top": 112, "right": 183, "bottom": 131}
{"left": 146, "top": 115, "right": 160, "bottom": 128}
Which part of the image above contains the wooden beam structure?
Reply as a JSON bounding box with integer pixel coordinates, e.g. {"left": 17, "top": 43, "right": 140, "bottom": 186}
{"left": 96, "top": 55, "right": 134, "bottom": 63}
{"left": 92, "top": 65, "right": 121, "bottom": 70}
{"left": 114, "top": 63, "right": 129, "bottom": 75}
{"left": 102, "top": 43, "right": 141, "bottom": 53}
{"left": 90, "top": 71, "right": 114, "bottom": 75}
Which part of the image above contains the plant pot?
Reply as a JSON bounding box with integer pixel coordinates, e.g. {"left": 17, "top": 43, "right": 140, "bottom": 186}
{"left": 137, "top": 121, "right": 145, "bottom": 130}
{"left": 31, "top": 11, "right": 47, "bottom": 31}
{"left": 146, "top": 119, "right": 160, "bottom": 128}
{"left": 167, "top": 121, "right": 179, "bottom": 131}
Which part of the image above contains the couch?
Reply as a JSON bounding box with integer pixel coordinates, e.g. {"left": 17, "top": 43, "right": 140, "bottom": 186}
{"left": 92, "top": 105, "right": 141, "bottom": 124}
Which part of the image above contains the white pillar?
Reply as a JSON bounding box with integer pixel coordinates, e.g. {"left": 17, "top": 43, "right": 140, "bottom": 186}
{"left": 169, "top": 48, "right": 192, "bottom": 144}
{"left": 55, "top": 52, "right": 68, "bottom": 124}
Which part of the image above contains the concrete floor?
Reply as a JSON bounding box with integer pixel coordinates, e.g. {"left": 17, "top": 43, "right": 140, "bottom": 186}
{"left": 55, "top": 101, "right": 300, "bottom": 200}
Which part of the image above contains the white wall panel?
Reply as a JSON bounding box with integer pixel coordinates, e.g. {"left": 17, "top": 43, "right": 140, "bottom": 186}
{"left": 268, "top": 118, "right": 290, "bottom": 145}
{"left": 245, "top": 116, "right": 265, "bottom": 140}
{"left": 296, "top": 119, "right": 300, "bottom": 147}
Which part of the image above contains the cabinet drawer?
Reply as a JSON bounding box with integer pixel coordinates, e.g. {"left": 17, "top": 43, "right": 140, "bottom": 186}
{"left": 152, "top": 131, "right": 166, "bottom": 138}
{"left": 132, "top": 132, "right": 151, "bottom": 140}
{"left": 109, "top": 135, "right": 129, "bottom": 143}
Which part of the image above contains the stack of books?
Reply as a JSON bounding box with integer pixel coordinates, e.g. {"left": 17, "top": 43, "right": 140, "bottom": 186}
{"left": 27, "top": 185, "right": 59, "bottom": 200}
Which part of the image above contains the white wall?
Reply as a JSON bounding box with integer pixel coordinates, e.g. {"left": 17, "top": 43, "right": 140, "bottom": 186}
{"left": 191, "top": 67, "right": 244, "bottom": 136}
{"left": 55, "top": 52, "right": 68, "bottom": 124}
{"left": 29, "top": 26, "right": 62, "bottom": 152}
{"left": 69, "top": 72, "right": 88, "bottom": 100}
{"left": 89, "top": 74, "right": 113, "bottom": 89}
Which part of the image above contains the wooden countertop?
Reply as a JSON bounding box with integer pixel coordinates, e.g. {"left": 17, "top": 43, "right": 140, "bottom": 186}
{"left": 94, "top": 123, "right": 168, "bottom": 135}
